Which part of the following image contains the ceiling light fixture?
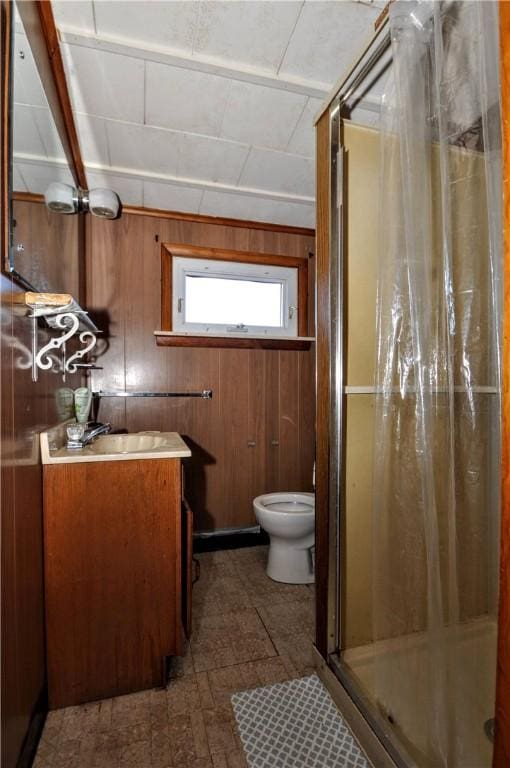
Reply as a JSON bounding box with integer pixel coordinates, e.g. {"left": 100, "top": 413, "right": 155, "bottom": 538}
{"left": 44, "top": 183, "right": 121, "bottom": 219}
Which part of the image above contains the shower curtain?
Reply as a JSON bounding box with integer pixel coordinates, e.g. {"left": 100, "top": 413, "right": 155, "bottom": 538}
{"left": 373, "top": 1, "right": 502, "bottom": 766}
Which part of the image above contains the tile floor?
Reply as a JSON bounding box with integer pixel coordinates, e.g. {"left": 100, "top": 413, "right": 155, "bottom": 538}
{"left": 34, "top": 545, "right": 316, "bottom": 768}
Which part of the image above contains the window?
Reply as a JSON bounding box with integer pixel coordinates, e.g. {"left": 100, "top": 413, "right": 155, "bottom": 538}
{"left": 173, "top": 256, "right": 297, "bottom": 336}
{"left": 161, "top": 245, "right": 309, "bottom": 340}
{"left": 184, "top": 274, "right": 284, "bottom": 328}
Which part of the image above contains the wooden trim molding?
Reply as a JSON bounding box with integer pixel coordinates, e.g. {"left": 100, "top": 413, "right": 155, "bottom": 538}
{"left": 161, "top": 242, "right": 309, "bottom": 339}
{"left": 123, "top": 203, "right": 315, "bottom": 236}
{"left": 155, "top": 333, "right": 313, "bottom": 351}
{"left": 494, "top": 3, "right": 510, "bottom": 765}
{"left": 13, "top": 194, "right": 316, "bottom": 238}
{"left": 1, "top": 0, "right": 11, "bottom": 271}
{"left": 314, "top": 110, "right": 331, "bottom": 659}
{"left": 10, "top": 191, "right": 44, "bottom": 204}
{"left": 16, "top": 1, "right": 86, "bottom": 189}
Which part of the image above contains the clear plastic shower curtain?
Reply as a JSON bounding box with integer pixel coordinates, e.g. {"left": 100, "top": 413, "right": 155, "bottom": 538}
{"left": 373, "top": 2, "right": 502, "bottom": 766}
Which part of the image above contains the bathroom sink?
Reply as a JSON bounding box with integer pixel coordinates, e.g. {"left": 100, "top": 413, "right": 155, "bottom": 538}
{"left": 89, "top": 434, "right": 168, "bottom": 454}
{"left": 40, "top": 429, "right": 191, "bottom": 464}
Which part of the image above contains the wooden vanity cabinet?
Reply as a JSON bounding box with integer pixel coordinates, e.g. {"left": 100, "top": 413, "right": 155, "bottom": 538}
{"left": 43, "top": 457, "right": 192, "bottom": 709}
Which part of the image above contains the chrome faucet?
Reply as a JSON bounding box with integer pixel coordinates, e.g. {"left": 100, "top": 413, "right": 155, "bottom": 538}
{"left": 67, "top": 422, "right": 112, "bottom": 449}
{"left": 82, "top": 422, "right": 112, "bottom": 445}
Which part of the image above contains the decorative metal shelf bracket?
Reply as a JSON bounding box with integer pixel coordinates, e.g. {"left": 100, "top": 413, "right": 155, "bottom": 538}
{"left": 21, "top": 293, "right": 102, "bottom": 383}
{"left": 29, "top": 310, "right": 100, "bottom": 383}
{"left": 34, "top": 312, "right": 79, "bottom": 381}
{"left": 65, "top": 330, "right": 99, "bottom": 375}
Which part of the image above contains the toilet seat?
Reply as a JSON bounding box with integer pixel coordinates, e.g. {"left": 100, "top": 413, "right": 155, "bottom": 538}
{"left": 256, "top": 493, "right": 314, "bottom": 515}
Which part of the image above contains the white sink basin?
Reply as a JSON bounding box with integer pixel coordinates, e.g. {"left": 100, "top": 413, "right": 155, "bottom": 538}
{"left": 90, "top": 434, "right": 168, "bottom": 454}
{"left": 40, "top": 429, "right": 192, "bottom": 464}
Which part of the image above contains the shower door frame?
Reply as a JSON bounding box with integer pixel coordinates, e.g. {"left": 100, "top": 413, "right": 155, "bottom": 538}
{"left": 318, "top": 20, "right": 414, "bottom": 768}
{"left": 314, "top": 17, "right": 415, "bottom": 767}
{"left": 315, "top": 7, "right": 509, "bottom": 767}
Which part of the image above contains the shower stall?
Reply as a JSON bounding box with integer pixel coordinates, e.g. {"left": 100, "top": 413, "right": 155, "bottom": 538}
{"left": 315, "top": 2, "right": 504, "bottom": 766}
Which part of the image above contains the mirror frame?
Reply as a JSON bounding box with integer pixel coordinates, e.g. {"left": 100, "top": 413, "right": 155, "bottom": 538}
{"left": 1, "top": 0, "right": 11, "bottom": 270}
{"left": 1, "top": 0, "right": 86, "bottom": 288}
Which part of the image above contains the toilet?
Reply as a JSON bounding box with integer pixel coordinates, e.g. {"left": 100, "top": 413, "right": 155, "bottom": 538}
{"left": 253, "top": 492, "right": 315, "bottom": 584}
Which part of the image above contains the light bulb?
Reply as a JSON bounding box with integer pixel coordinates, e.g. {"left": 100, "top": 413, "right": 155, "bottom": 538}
{"left": 87, "top": 188, "right": 120, "bottom": 219}
{"left": 44, "top": 182, "right": 78, "bottom": 214}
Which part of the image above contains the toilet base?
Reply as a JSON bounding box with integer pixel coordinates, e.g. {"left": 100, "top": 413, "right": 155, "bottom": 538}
{"left": 266, "top": 538, "right": 315, "bottom": 585}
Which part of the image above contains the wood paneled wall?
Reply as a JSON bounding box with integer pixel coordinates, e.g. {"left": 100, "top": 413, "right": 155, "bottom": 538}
{"left": 1, "top": 275, "right": 82, "bottom": 767}
{"left": 11, "top": 199, "right": 83, "bottom": 297}
{"left": 86, "top": 213, "right": 316, "bottom": 531}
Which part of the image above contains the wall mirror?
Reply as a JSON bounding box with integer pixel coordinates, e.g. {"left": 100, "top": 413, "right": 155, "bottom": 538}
{"left": 5, "top": 1, "right": 83, "bottom": 295}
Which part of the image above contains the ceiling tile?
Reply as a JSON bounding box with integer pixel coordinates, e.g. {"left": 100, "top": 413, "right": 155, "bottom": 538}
{"left": 15, "top": 162, "right": 74, "bottom": 196}
{"left": 239, "top": 147, "right": 314, "bottom": 197}
{"left": 178, "top": 133, "right": 250, "bottom": 184}
{"left": 86, "top": 170, "right": 143, "bottom": 206}
{"left": 106, "top": 121, "right": 181, "bottom": 176}
{"left": 13, "top": 32, "right": 47, "bottom": 108}
{"left": 105, "top": 121, "right": 248, "bottom": 185}
{"left": 75, "top": 113, "right": 110, "bottom": 165}
{"left": 200, "top": 189, "right": 315, "bottom": 228}
{"left": 194, "top": 1, "right": 302, "bottom": 72}
{"left": 94, "top": 1, "right": 199, "bottom": 54}
{"left": 143, "top": 180, "right": 203, "bottom": 213}
{"left": 286, "top": 97, "right": 323, "bottom": 156}
{"left": 12, "top": 164, "right": 27, "bottom": 192}
{"left": 13, "top": 104, "right": 46, "bottom": 157}
{"left": 62, "top": 43, "right": 144, "bottom": 123}
{"left": 51, "top": 1, "right": 96, "bottom": 34}
{"left": 32, "top": 107, "right": 66, "bottom": 159}
{"left": 145, "top": 62, "right": 231, "bottom": 136}
{"left": 279, "top": 0, "right": 379, "bottom": 86}
{"left": 220, "top": 81, "right": 306, "bottom": 151}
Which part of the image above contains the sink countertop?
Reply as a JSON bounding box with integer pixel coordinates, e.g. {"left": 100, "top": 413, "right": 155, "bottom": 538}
{"left": 40, "top": 425, "right": 191, "bottom": 464}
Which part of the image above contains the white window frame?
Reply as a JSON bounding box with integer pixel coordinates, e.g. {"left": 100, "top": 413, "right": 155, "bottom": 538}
{"left": 172, "top": 256, "right": 299, "bottom": 337}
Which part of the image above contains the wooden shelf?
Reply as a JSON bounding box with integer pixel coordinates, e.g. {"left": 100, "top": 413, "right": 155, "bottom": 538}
{"left": 154, "top": 332, "right": 314, "bottom": 351}
{"left": 21, "top": 292, "right": 99, "bottom": 332}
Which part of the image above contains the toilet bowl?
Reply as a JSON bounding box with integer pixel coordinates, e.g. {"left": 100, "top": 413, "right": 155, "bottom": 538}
{"left": 253, "top": 492, "right": 315, "bottom": 584}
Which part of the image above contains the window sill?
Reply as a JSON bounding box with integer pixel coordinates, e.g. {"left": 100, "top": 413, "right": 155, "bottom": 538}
{"left": 154, "top": 331, "right": 314, "bottom": 350}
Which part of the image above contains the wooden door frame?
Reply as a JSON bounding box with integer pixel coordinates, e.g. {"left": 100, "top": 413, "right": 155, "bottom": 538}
{"left": 494, "top": 3, "right": 510, "bottom": 765}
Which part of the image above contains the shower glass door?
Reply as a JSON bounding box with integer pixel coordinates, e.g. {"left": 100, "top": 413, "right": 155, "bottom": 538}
{"left": 328, "top": 3, "right": 502, "bottom": 767}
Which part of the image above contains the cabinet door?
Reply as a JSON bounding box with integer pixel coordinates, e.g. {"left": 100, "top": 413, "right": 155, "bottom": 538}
{"left": 297, "top": 349, "right": 315, "bottom": 491}
{"left": 44, "top": 459, "right": 181, "bottom": 708}
{"left": 278, "top": 351, "right": 302, "bottom": 490}
{"left": 248, "top": 350, "right": 267, "bottom": 513}
{"left": 219, "top": 350, "right": 260, "bottom": 528}
{"left": 277, "top": 350, "right": 315, "bottom": 492}
{"left": 264, "top": 350, "right": 280, "bottom": 492}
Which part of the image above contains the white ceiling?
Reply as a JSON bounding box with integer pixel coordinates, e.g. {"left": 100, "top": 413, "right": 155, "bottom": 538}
{"left": 14, "top": 0, "right": 387, "bottom": 227}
